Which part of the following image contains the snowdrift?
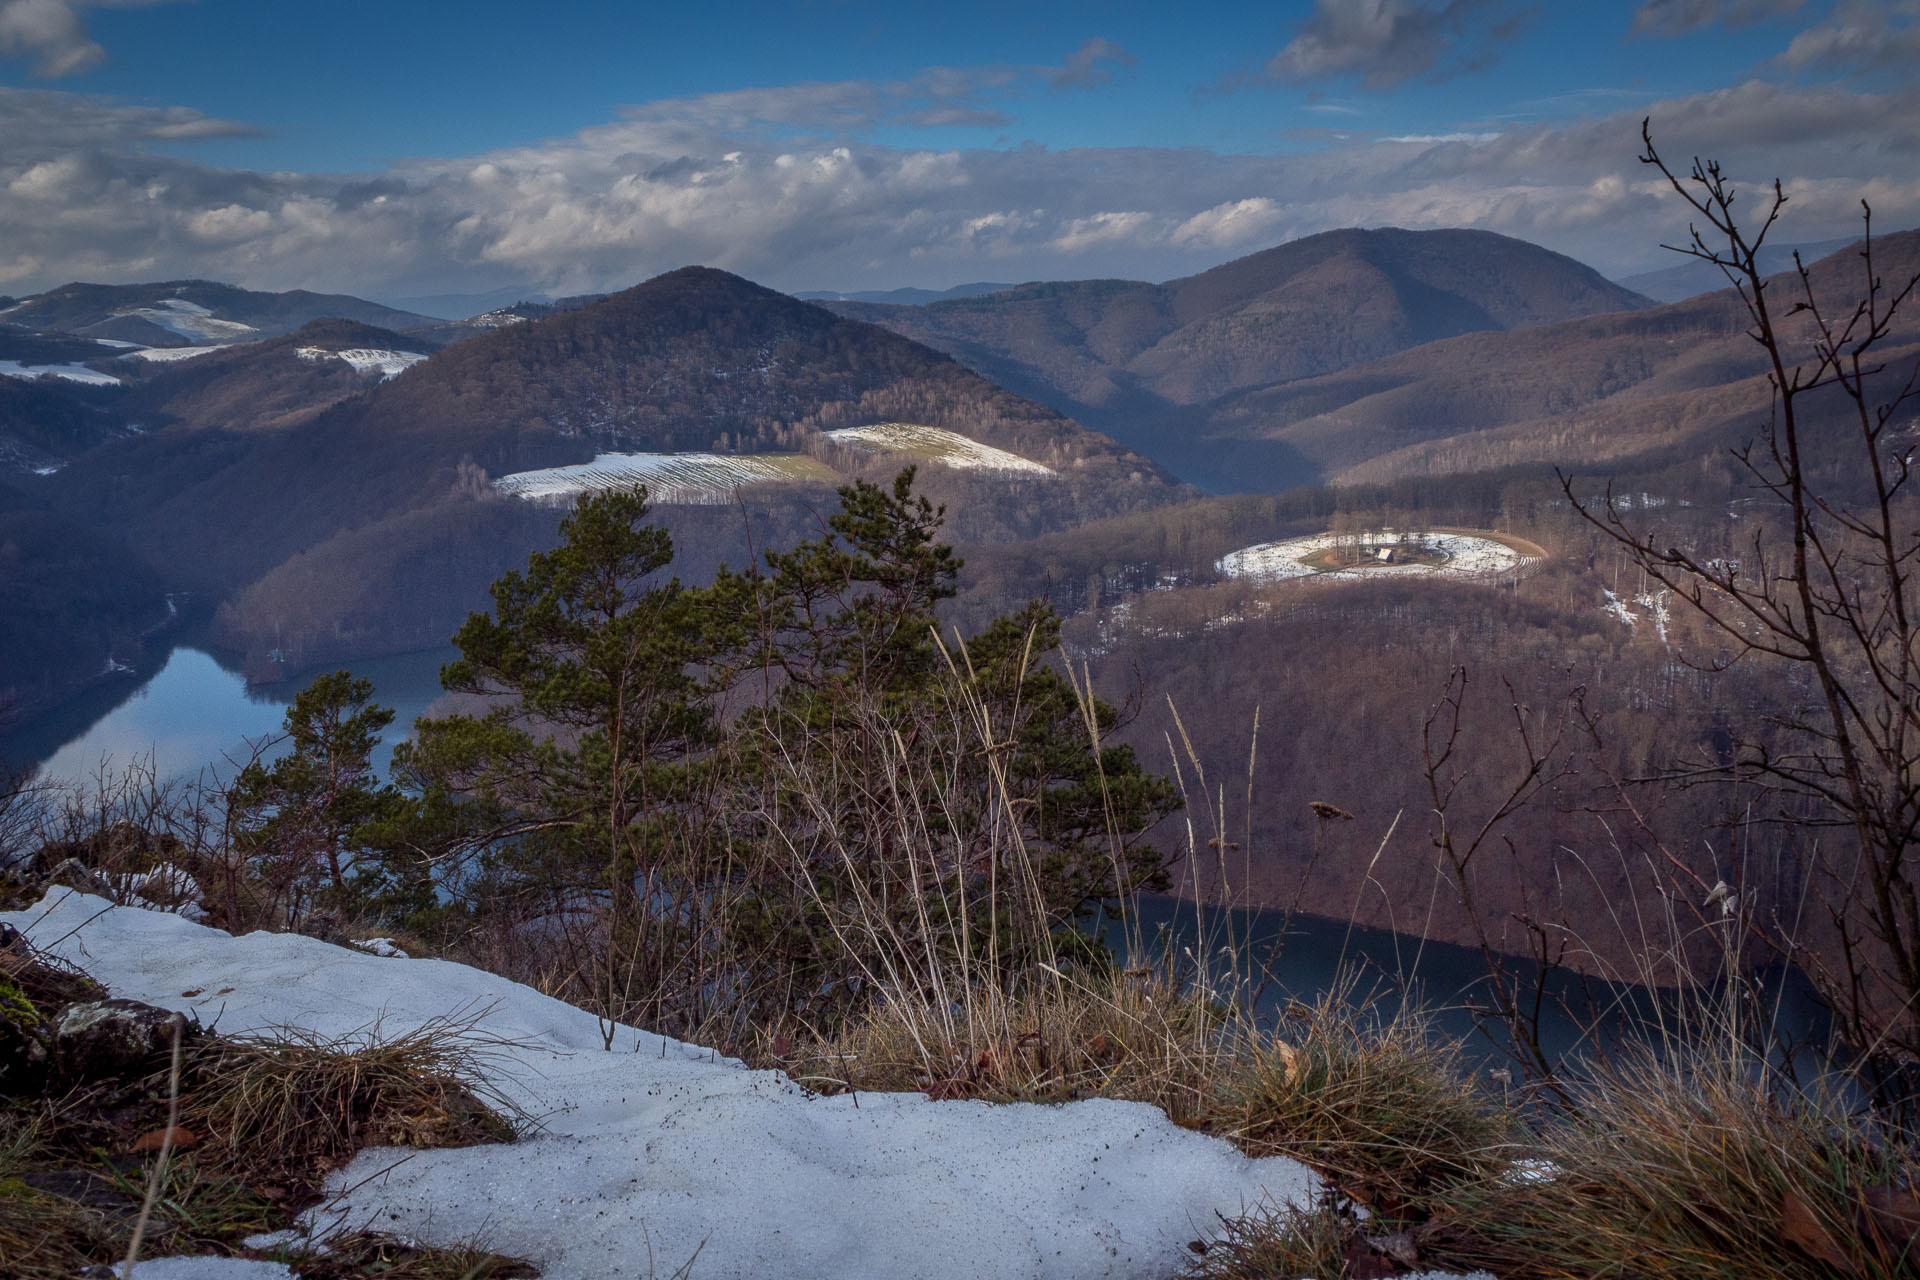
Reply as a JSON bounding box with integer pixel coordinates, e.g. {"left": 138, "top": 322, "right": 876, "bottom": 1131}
{"left": 7, "top": 891, "right": 1323, "bottom": 1279}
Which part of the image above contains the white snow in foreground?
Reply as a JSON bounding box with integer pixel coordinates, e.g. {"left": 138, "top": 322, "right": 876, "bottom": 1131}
{"left": 123, "top": 345, "right": 226, "bottom": 363}
{"left": 294, "top": 346, "right": 428, "bottom": 378}
{"left": 115, "top": 298, "right": 260, "bottom": 343}
{"left": 0, "top": 359, "right": 121, "bottom": 386}
{"left": 117, "top": 1260, "right": 294, "bottom": 1279}
{"left": 3, "top": 891, "right": 1350, "bottom": 1280}
{"left": 826, "top": 423, "right": 1056, "bottom": 476}
{"left": 494, "top": 450, "right": 836, "bottom": 504}
{"left": 8, "top": 892, "right": 1491, "bottom": 1280}
{"left": 1218, "top": 531, "right": 1534, "bottom": 584}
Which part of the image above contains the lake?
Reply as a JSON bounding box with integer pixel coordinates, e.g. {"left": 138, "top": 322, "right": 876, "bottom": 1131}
{"left": 7, "top": 642, "right": 1835, "bottom": 1079}
{"left": 3, "top": 642, "right": 459, "bottom": 788}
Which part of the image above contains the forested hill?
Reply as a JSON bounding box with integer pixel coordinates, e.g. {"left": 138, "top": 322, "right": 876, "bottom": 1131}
{"left": 115, "top": 318, "right": 438, "bottom": 435}
{"left": 38, "top": 265, "right": 1185, "bottom": 679}
{"left": 0, "top": 280, "right": 433, "bottom": 346}
{"left": 1186, "top": 228, "right": 1920, "bottom": 489}
{"left": 342, "top": 265, "right": 1159, "bottom": 471}
{"left": 825, "top": 228, "right": 1653, "bottom": 455}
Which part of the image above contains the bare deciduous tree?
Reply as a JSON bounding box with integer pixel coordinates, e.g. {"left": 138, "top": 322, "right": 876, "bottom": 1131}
{"left": 1573, "top": 121, "right": 1920, "bottom": 1066}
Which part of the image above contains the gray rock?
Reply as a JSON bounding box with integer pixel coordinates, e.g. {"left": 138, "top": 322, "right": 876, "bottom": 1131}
{"left": 45, "top": 857, "right": 114, "bottom": 897}
{"left": 53, "top": 997, "right": 193, "bottom": 1077}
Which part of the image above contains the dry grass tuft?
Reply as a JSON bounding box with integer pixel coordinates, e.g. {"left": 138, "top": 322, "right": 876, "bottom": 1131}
{"left": 770, "top": 963, "right": 1236, "bottom": 1121}
{"left": 1203, "top": 983, "right": 1511, "bottom": 1212}
{"left": 282, "top": 1229, "right": 540, "bottom": 1279}
{"left": 1186, "top": 1197, "right": 1350, "bottom": 1279}
{"left": 182, "top": 1008, "right": 523, "bottom": 1192}
{"left": 1441, "top": 1042, "right": 1920, "bottom": 1279}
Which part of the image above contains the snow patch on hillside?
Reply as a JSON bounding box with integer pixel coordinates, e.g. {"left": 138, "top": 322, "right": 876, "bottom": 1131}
{"left": 2, "top": 891, "right": 1375, "bottom": 1280}
{"left": 0, "top": 359, "right": 121, "bottom": 386}
{"left": 494, "top": 450, "right": 839, "bottom": 504}
{"left": 123, "top": 345, "right": 225, "bottom": 363}
{"left": 116, "top": 298, "right": 260, "bottom": 342}
{"left": 1218, "top": 531, "right": 1535, "bottom": 583}
{"left": 826, "top": 422, "right": 1055, "bottom": 475}
{"left": 295, "top": 346, "right": 427, "bottom": 378}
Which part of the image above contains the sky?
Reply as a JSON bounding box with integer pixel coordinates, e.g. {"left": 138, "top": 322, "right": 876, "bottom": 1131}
{"left": 0, "top": 0, "right": 1915, "bottom": 304}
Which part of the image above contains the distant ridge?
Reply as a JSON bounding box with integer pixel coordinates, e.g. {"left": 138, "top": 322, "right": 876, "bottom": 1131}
{"left": 826, "top": 227, "right": 1653, "bottom": 488}
{"left": 2, "top": 280, "right": 434, "bottom": 345}
{"left": 43, "top": 264, "right": 1189, "bottom": 676}
{"left": 797, "top": 281, "right": 1016, "bottom": 306}
{"left": 1614, "top": 236, "right": 1858, "bottom": 303}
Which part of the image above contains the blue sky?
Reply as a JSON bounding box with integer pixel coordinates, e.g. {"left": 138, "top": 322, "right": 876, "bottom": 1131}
{"left": 0, "top": 0, "right": 1914, "bottom": 298}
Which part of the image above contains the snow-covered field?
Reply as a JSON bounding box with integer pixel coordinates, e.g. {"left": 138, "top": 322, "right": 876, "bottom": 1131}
{"left": 295, "top": 346, "right": 428, "bottom": 378}
{"left": 825, "top": 422, "right": 1055, "bottom": 476}
{"left": 494, "top": 450, "right": 840, "bottom": 504}
{"left": 1218, "top": 531, "right": 1537, "bottom": 584}
{"left": 123, "top": 344, "right": 226, "bottom": 363}
{"left": 115, "top": 297, "right": 260, "bottom": 343}
{"left": 0, "top": 891, "right": 1381, "bottom": 1280}
{"left": 0, "top": 358, "right": 121, "bottom": 386}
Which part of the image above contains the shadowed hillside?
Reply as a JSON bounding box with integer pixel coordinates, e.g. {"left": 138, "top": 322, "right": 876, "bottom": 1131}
{"left": 40, "top": 267, "right": 1188, "bottom": 676}
{"left": 828, "top": 228, "right": 1652, "bottom": 487}
{"left": 1186, "top": 229, "right": 1920, "bottom": 489}
{"left": 115, "top": 318, "right": 439, "bottom": 435}
{"left": 0, "top": 280, "right": 433, "bottom": 347}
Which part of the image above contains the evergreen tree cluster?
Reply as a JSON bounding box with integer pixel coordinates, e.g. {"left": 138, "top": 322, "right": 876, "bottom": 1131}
{"left": 231, "top": 469, "right": 1179, "bottom": 1033}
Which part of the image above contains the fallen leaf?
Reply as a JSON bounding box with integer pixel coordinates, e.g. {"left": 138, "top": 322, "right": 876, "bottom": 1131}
{"left": 129, "top": 1126, "right": 198, "bottom": 1154}
{"left": 1782, "top": 1187, "right": 1858, "bottom": 1276}
{"left": 1341, "top": 1232, "right": 1399, "bottom": 1279}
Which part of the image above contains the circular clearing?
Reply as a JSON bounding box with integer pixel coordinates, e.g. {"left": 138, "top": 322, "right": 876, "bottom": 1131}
{"left": 1217, "top": 530, "right": 1539, "bottom": 584}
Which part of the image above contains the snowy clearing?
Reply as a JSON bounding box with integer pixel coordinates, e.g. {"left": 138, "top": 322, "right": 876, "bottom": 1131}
{"left": 0, "top": 891, "right": 1462, "bottom": 1280}
{"left": 826, "top": 422, "right": 1055, "bottom": 476}
{"left": 0, "top": 359, "right": 120, "bottom": 386}
{"left": 1218, "top": 530, "right": 1537, "bottom": 584}
{"left": 494, "top": 450, "right": 839, "bottom": 504}
{"left": 115, "top": 297, "right": 260, "bottom": 343}
{"left": 122, "top": 344, "right": 226, "bottom": 363}
{"left": 295, "top": 345, "right": 428, "bottom": 378}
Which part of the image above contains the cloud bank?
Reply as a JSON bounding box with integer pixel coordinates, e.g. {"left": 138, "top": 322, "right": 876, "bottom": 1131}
{"left": 1, "top": 69, "right": 1916, "bottom": 299}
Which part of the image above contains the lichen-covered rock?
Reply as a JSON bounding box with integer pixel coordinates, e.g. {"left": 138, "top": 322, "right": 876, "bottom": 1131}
{"left": 53, "top": 997, "right": 194, "bottom": 1078}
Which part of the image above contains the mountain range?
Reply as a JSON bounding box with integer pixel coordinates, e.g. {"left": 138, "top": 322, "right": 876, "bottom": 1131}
{"left": 825, "top": 227, "right": 1653, "bottom": 489}
{"left": 6, "top": 223, "right": 1912, "bottom": 720}
{"left": 16, "top": 267, "right": 1180, "bottom": 686}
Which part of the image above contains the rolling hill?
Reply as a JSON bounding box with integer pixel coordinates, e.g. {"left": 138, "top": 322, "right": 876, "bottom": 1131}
{"left": 0, "top": 281, "right": 434, "bottom": 348}
{"left": 826, "top": 228, "right": 1653, "bottom": 487}
{"left": 41, "top": 266, "right": 1188, "bottom": 676}
{"left": 1179, "top": 229, "right": 1920, "bottom": 491}
{"left": 114, "top": 318, "right": 437, "bottom": 435}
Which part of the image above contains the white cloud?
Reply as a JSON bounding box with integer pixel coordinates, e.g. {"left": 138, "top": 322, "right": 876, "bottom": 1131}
{"left": 0, "top": 0, "right": 187, "bottom": 78}
{"left": 0, "top": 72, "right": 1915, "bottom": 297}
{"left": 1047, "top": 211, "right": 1158, "bottom": 253}
{"left": 1171, "top": 198, "right": 1286, "bottom": 249}
{"left": 1774, "top": 0, "right": 1920, "bottom": 72}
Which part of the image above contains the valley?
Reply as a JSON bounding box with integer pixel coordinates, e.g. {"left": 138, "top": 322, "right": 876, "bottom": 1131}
{"left": 0, "top": 224, "right": 1910, "bottom": 990}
